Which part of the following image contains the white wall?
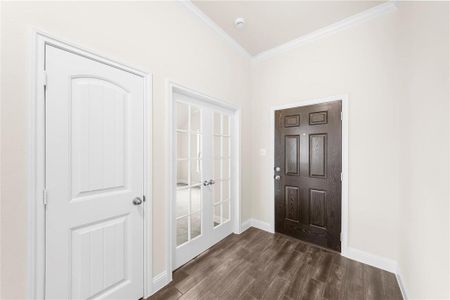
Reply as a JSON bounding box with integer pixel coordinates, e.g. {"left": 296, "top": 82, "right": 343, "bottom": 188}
{"left": 0, "top": 2, "right": 251, "bottom": 299}
{"left": 250, "top": 2, "right": 449, "bottom": 299}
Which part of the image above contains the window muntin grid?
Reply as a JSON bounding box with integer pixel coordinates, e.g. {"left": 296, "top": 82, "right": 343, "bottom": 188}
{"left": 176, "top": 102, "right": 203, "bottom": 246}
{"left": 213, "top": 112, "right": 231, "bottom": 227}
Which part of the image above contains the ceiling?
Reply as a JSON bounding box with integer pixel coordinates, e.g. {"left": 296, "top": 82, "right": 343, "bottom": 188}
{"left": 192, "top": 1, "right": 384, "bottom": 56}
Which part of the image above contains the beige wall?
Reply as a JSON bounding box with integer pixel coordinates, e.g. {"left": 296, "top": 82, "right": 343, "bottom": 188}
{"left": 250, "top": 6, "right": 401, "bottom": 261}
{"left": 250, "top": 2, "right": 449, "bottom": 299}
{"left": 0, "top": 2, "right": 251, "bottom": 299}
{"left": 396, "top": 2, "right": 450, "bottom": 299}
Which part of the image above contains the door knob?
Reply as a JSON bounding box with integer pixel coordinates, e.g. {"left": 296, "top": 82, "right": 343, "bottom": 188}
{"left": 274, "top": 175, "right": 281, "bottom": 181}
{"left": 208, "top": 179, "right": 216, "bottom": 185}
{"left": 133, "top": 197, "right": 143, "bottom": 205}
{"left": 203, "top": 180, "right": 209, "bottom": 186}
{"left": 275, "top": 166, "right": 281, "bottom": 172}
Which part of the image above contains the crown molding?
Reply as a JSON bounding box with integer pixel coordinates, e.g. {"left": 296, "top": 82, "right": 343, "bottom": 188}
{"left": 253, "top": 1, "right": 398, "bottom": 62}
{"left": 179, "top": 0, "right": 398, "bottom": 62}
{"left": 178, "top": 0, "right": 252, "bottom": 58}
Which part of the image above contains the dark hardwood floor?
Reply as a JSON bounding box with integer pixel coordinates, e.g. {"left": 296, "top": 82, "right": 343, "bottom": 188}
{"left": 148, "top": 227, "right": 403, "bottom": 300}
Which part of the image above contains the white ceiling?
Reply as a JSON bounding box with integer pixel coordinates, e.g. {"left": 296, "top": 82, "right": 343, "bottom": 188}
{"left": 192, "top": 1, "right": 384, "bottom": 56}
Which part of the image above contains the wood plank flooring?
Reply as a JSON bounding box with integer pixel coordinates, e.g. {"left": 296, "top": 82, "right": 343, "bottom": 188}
{"left": 148, "top": 227, "right": 403, "bottom": 300}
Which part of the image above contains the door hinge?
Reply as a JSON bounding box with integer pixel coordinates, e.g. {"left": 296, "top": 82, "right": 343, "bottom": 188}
{"left": 43, "top": 188, "right": 48, "bottom": 208}
{"left": 143, "top": 195, "right": 146, "bottom": 202}
{"left": 340, "top": 111, "right": 343, "bottom": 121}
{"left": 340, "top": 172, "right": 343, "bottom": 181}
{"left": 42, "top": 70, "right": 48, "bottom": 87}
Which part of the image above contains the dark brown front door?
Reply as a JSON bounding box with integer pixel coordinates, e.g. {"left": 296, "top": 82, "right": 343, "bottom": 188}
{"left": 274, "top": 101, "right": 342, "bottom": 252}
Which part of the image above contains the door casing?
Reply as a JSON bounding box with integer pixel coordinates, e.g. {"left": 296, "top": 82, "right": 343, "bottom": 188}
{"left": 166, "top": 81, "right": 241, "bottom": 274}
{"left": 270, "top": 95, "right": 349, "bottom": 256}
{"left": 27, "top": 30, "right": 153, "bottom": 299}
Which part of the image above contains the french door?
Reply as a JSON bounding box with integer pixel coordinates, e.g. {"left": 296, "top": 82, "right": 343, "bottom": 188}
{"left": 174, "top": 93, "right": 234, "bottom": 269}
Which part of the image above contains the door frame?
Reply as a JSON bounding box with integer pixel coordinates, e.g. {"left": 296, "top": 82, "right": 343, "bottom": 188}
{"left": 270, "top": 95, "right": 349, "bottom": 256}
{"left": 27, "top": 30, "right": 153, "bottom": 299}
{"left": 166, "top": 81, "right": 241, "bottom": 275}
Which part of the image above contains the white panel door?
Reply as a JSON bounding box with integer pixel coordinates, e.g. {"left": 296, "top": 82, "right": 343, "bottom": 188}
{"left": 174, "top": 94, "right": 235, "bottom": 269}
{"left": 45, "top": 45, "right": 144, "bottom": 299}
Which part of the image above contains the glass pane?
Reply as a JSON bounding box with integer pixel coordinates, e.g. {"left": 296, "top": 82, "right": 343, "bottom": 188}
{"left": 176, "top": 189, "right": 189, "bottom": 218}
{"left": 191, "top": 186, "right": 201, "bottom": 212}
{"left": 223, "top": 115, "right": 230, "bottom": 136}
{"left": 191, "top": 106, "right": 201, "bottom": 132}
{"left": 223, "top": 137, "right": 230, "bottom": 158}
{"left": 214, "top": 159, "right": 221, "bottom": 180}
{"left": 214, "top": 112, "right": 221, "bottom": 135}
{"left": 214, "top": 136, "right": 221, "bottom": 159}
{"left": 223, "top": 159, "right": 230, "bottom": 179}
{"left": 213, "top": 183, "right": 220, "bottom": 204}
{"left": 223, "top": 180, "right": 230, "bottom": 201}
{"left": 177, "top": 132, "right": 188, "bottom": 159}
{"left": 223, "top": 201, "right": 230, "bottom": 221}
{"left": 190, "top": 134, "right": 201, "bottom": 159}
{"left": 176, "top": 160, "right": 188, "bottom": 186}
{"left": 176, "top": 102, "right": 189, "bottom": 130}
{"left": 191, "top": 211, "right": 201, "bottom": 239}
{"left": 176, "top": 216, "right": 188, "bottom": 246}
{"left": 214, "top": 204, "right": 221, "bottom": 227}
{"left": 190, "top": 159, "right": 201, "bottom": 185}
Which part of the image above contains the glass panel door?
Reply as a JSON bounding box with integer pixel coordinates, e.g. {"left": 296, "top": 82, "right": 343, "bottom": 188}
{"left": 212, "top": 112, "right": 232, "bottom": 227}
{"left": 176, "top": 102, "right": 203, "bottom": 246}
{"left": 174, "top": 94, "right": 234, "bottom": 269}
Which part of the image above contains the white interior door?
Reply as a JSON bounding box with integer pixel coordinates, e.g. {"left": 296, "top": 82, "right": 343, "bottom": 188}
{"left": 45, "top": 45, "right": 145, "bottom": 299}
{"left": 174, "top": 93, "right": 235, "bottom": 269}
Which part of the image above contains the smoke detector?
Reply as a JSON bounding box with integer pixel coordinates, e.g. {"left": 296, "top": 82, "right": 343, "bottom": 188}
{"left": 234, "top": 17, "right": 246, "bottom": 29}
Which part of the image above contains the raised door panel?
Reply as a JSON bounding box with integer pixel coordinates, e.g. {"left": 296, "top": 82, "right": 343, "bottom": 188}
{"left": 310, "top": 189, "right": 326, "bottom": 229}
{"left": 285, "top": 135, "right": 300, "bottom": 175}
{"left": 309, "top": 134, "right": 327, "bottom": 178}
{"left": 285, "top": 186, "right": 300, "bottom": 222}
{"left": 71, "top": 77, "right": 129, "bottom": 200}
{"left": 284, "top": 114, "right": 300, "bottom": 127}
{"left": 71, "top": 216, "right": 128, "bottom": 299}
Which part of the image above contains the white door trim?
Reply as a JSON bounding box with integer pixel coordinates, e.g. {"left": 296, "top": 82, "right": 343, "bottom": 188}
{"left": 166, "top": 81, "right": 241, "bottom": 276}
{"left": 28, "top": 30, "right": 153, "bottom": 299}
{"left": 269, "top": 95, "right": 349, "bottom": 256}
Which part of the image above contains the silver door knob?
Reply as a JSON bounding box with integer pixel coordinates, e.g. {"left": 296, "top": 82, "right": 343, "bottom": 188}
{"left": 133, "top": 197, "right": 143, "bottom": 205}
{"left": 275, "top": 166, "right": 281, "bottom": 172}
{"left": 203, "top": 180, "right": 209, "bottom": 186}
{"left": 209, "top": 179, "right": 216, "bottom": 185}
{"left": 274, "top": 175, "right": 281, "bottom": 181}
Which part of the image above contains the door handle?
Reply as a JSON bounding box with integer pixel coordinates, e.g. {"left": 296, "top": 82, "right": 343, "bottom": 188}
{"left": 132, "top": 197, "right": 143, "bottom": 205}
{"left": 274, "top": 175, "right": 281, "bottom": 181}
{"left": 208, "top": 179, "right": 216, "bottom": 185}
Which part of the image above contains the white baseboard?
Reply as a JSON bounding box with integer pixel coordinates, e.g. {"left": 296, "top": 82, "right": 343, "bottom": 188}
{"left": 240, "top": 218, "right": 274, "bottom": 233}
{"left": 395, "top": 268, "right": 408, "bottom": 300}
{"left": 344, "top": 247, "right": 398, "bottom": 273}
{"left": 149, "top": 271, "right": 170, "bottom": 296}
{"left": 240, "top": 219, "right": 252, "bottom": 232}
